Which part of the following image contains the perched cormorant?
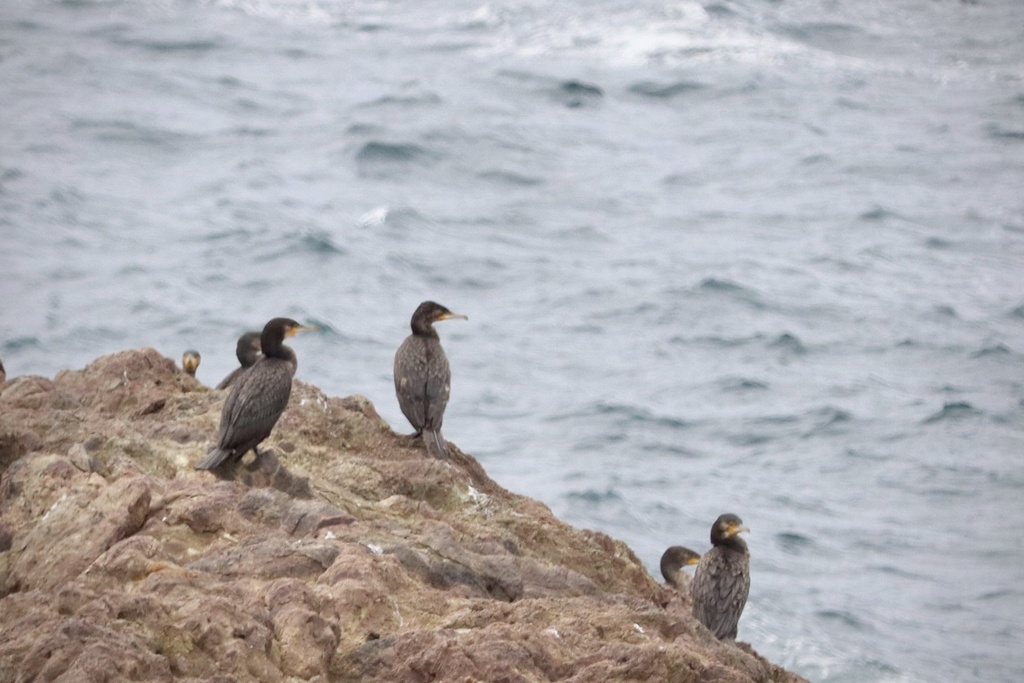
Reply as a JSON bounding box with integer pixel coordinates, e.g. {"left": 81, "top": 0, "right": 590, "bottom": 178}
{"left": 393, "top": 301, "right": 467, "bottom": 460}
{"left": 182, "top": 350, "right": 201, "bottom": 377}
{"left": 691, "top": 513, "right": 750, "bottom": 640}
{"left": 660, "top": 545, "right": 702, "bottom": 592}
{"left": 216, "top": 331, "right": 262, "bottom": 390}
{"left": 196, "top": 317, "right": 313, "bottom": 471}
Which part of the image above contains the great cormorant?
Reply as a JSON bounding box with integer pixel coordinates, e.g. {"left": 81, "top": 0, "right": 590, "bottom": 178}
{"left": 660, "top": 545, "right": 701, "bottom": 592}
{"left": 691, "top": 513, "right": 750, "bottom": 640}
{"left": 393, "top": 301, "right": 467, "bottom": 460}
{"left": 182, "top": 349, "right": 201, "bottom": 377}
{"left": 196, "top": 317, "right": 313, "bottom": 470}
{"left": 216, "top": 331, "right": 262, "bottom": 390}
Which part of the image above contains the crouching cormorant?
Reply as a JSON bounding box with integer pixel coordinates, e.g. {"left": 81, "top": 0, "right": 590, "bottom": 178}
{"left": 393, "top": 301, "right": 467, "bottom": 460}
{"left": 216, "top": 331, "right": 262, "bottom": 390}
{"left": 660, "top": 545, "right": 702, "bottom": 592}
{"left": 196, "top": 317, "right": 314, "bottom": 471}
{"left": 691, "top": 513, "right": 750, "bottom": 640}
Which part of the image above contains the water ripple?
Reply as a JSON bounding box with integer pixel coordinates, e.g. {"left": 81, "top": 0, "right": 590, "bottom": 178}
{"left": 922, "top": 401, "right": 982, "bottom": 424}
{"left": 355, "top": 141, "right": 435, "bottom": 164}
{"left": 69, "top": 119, "right": 195, "bottom": 150}
{"left": 627, "top": 80, "right": 706, "bottom": 100}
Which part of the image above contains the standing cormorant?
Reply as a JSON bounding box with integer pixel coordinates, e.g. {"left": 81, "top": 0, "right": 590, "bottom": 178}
{"left": 196, "top": 317, "right": 313, "bottom": 471}
{"left": 216, "top": 331, "right": 262, "bottom": 390}
{"left": 393, "top": 301, "right": 467, "bottom": 460}
{"left": 660, "top": 545, "right": 702, "bottom": 592}
{"left": 691, "top": 513, "right": 750, "bottom": 640}
{"left": 182, "top": 350, "right": 201, "bottom": 377}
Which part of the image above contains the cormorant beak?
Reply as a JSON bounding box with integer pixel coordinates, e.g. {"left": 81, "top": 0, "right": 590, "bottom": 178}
{"left": 438, "top": 312, "right": 468, "bottom": 322}
{"left": 687, "top": 556, "right": 701, "bottom": 566}
{"left": 286, "top": 324, "right": 319, "bottom": 337}
{"left": 731, "top": 525, "right": 751, "bottom": 537}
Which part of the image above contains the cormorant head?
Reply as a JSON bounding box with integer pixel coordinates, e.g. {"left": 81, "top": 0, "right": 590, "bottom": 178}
{"left": 182, "top": 349, "right": 201, "bottom": 376}
{"left": 660, "top": 545, "right": 701, "bottom": 578}
{"left": 710, "top": 513, "right": 750, "bottom": 546}
{"left": 235, "top": 331, "right": 263, "bottom": 367}
{"left": 410, "top": 301, "right": 468, "bottom": 335}
{"left": 261, "top": 318, "right": 317, "bottom": 358}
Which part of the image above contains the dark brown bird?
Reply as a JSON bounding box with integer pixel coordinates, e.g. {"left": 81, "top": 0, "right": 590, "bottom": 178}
{"left": 691, "top": 513, "right": 750, "bottom": 640}
{"left": 393, "top": 301, "right": 467, "bottom": 459}
{"left": 216, "top": 331, "right": 262, "bottom": 390}
{"left": 181, "top": 349, "right": 201, "bottom": 377}
{"left": 660, "top": 545, "right": 702, "bottom": 592}
{"left": 196, "top": 317, "right": 313, "bottom": 471}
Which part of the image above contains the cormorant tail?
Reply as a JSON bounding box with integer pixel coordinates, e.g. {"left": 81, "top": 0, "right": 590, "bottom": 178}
{"left": 196, "top": 447, "right": 230, "bottom": 470}
{"left": 424, "top": 429, "right": 449, "bottom": 460}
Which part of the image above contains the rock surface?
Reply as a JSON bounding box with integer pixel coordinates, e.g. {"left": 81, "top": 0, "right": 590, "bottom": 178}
{"left": 0, "top": 349, "right": 807, "bottom": 682}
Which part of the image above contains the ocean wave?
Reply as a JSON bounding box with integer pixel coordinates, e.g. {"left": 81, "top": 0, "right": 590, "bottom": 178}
{"left": 69, "top": 118, "right": 196, "bottom": 151}
{"left": 108, "top": 36, "right": 222, "bottom": 54}
{"left": 970, "top": 343, "right": 1013, "bottom": 358}
{"left": 669, "top": 333, "right": 760, "bottom": 348}
{"left": 355, "top": 141, "right": 436, "bottom": 165}
{"left": 768, "top": 332, "right": 807, "bottom": 355}
{"left": 814, "top": 609, "right": 869, "bottom": 631}
{"left": 565, "top": 488, "right": 622, "bottom": 504}
{"left": 695, "top": 277, "right": 766, "bottom": 310}
{"left": 2, "top": 336, "right": 42, "bottom": 353}
{"left": 627, "top": 80, "right": 707, "bottom": 100}
{"left": 772, "top": 21, "right": 881, "bottom": 59}
{"left": 984, "top": 124, "right": 1024, "bottom": 142}
{"left": 867, "top": 564, "right": 929, "bottom": 580}
{"left": 252, "top": 230, "right": 345, "bottom": 262}
{"left": 588, "top": 401, "right": 692, "bottom": 430}
{"left": 858, "top": 205, "right": 902, "bottom": 222}
{"left": 476, "top": 170, "right": 544, "bottom": 187}
{"left": 555, "top": 80, "right": 604, "bottom": 109}
{"left": 356, "top": 91, "right": 443, "bottom": 109}
{"left": 775, "top": 531, "right": 816, "bottom": 555}
{"left": 922, "top": 401, "right": 982, "bottom": 424}
{"left": 726, "top": 432, "right": 773, "bottom": 447}
{"left": 801, "top": 406, "right": 853, "bottom": 438}
{"left": 717, "top": 376, "right": 770, "bottom": 393}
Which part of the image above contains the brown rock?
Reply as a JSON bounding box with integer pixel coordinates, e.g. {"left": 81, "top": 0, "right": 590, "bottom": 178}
{"left": 0, "top": 349, "right": 808, "bottom": 683}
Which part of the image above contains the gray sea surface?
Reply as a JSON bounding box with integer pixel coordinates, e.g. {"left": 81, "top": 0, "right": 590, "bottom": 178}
{"left": 2, "top": 0, "right": 1024, "bottom": 680}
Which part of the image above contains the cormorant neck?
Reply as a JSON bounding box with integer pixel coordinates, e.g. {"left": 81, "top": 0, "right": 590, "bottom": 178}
{"left": 411, "top": 320, "right": 439, "bottom": 338}
{"left": 660, "top": 564, "right": 680, "bottom": 587}
{"left": 262, "top": 336, "right": 292, "bottom": 360}
{"left": 237, "top": 336, "right": 261, "bottom": 367}
{"left": 716, "top": 535, "right": 748, "bottom": 554}
{"left": 271, "top": 344, "right": 296, "bottom": 364}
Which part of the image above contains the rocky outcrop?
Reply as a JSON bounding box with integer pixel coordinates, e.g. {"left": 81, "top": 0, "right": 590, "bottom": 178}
{"left": 0, "top": 349, "right": 806, "bottom": 682}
